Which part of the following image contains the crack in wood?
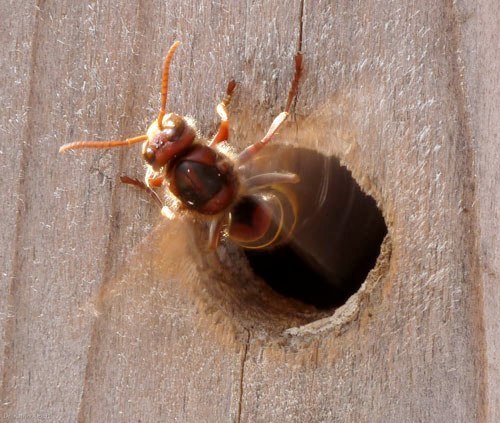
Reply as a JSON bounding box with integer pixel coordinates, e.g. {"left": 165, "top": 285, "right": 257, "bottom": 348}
{"left": 236, "top": 330, "right": 250, "bottom": 423}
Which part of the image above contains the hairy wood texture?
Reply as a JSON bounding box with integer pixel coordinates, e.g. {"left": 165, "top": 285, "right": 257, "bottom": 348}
{"left": 1, "top": 0, "right": 498, "bottom": 421}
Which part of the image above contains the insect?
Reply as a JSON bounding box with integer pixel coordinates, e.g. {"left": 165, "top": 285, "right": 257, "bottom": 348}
{"left": 59, "top": 41, "right": 302, "bottom": 249}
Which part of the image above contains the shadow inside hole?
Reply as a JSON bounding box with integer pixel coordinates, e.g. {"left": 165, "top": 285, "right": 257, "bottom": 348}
{"left": 243, "top": 147, "right": 388, "bottom": 310}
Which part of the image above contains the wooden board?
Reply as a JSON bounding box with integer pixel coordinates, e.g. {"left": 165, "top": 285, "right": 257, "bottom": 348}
{"left": 458, "top": 0, "right": 500, "bottom": 421}
{"left": 1, "top": 0, "right": 498, "bottom": 421}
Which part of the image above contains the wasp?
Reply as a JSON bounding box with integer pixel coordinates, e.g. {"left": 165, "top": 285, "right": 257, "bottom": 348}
{"left": 60, "top": 41, "right": 302, "bottom": 249}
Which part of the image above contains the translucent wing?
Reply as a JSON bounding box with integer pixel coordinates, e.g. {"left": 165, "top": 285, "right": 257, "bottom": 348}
{"left": 232, "top": 107, "right": 387, "bottom": 308}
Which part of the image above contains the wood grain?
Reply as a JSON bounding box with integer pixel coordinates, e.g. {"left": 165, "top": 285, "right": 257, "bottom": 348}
{"left": 0, "top": 0, "right": 497, "bottom": 421}
{"left": 458, "top": 0, "right": 500, "bottom": 421}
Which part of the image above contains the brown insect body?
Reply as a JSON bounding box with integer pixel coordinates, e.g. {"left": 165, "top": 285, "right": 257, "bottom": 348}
{"left": 59, "top": 41, "right": 302, "bottom": 249}
{"left": 167, "top": 144, "right": 239, "bottom": 215}
{"left": 228, "top": 186, "right": 298, "bottom": 249}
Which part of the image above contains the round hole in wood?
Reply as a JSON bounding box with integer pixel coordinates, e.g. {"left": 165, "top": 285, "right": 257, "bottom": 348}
{"left": 194, "top": 146, "right": 390, "bottom": 337}
{"left": 244, "top": 148, "right": 387, "bottom": 310}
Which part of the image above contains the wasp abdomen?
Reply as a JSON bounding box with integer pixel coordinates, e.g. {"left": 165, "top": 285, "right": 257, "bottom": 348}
{"left": 228, "top": 188, "right": 297, "bottom": 249}
{"left": 228, "top": 196, "right": 273, "bottom": 242}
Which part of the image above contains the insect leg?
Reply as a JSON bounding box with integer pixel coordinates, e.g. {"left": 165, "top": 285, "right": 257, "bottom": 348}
{"left": 207, "top": 216, "right": 225, "bottom": 249}
{"left": 120, "top": 175, "right": 163, "bottom": 208}
{"left": 161, "top": 205, "right": 176, "bottom": 220}
{"left": 144, "top": 167, "right": 165, "bottom": 188}
{"left": 244, "top": 172, "right": 300, "bottom": 192}
{"left": 210, "top": 80, "right": 237, "bottom": 146}
{"left": 147, "top": 174, "right": 165, "bottom": 188}
{"left": 236, "top": 52, "right": 302, "bottom": 165}
{"left": 124, "top": 171, "right": 177, "bottom": 219}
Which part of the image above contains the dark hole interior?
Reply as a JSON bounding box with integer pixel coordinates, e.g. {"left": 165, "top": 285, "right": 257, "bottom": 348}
{"left": 243, "top": 147, "right": 388, "bottom": 309}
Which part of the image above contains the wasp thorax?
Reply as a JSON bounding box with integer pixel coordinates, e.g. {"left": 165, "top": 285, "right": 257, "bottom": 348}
{"left": 142, "top": 113, "right": 196, "bottom": 170}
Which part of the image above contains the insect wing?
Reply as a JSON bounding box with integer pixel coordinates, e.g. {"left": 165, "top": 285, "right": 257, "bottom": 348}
{"left": 235, "top": 111, "right": 387, "bottom": 295}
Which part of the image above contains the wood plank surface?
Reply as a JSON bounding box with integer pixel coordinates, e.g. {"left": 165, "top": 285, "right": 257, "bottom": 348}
{"left": 0, "top": 0, "right": 497, "bottom": 421}
{"left": 458, "top": 0, "right": 500, "bottom": 421}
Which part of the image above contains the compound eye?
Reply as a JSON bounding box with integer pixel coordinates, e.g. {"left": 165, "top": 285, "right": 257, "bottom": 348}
{"left": 143, "top": 146, "right": 156, "bottom": 164}
{"left": 143, "top": 114, "right": 195, "bottom": 170}
{"left": 164, "top": 114, "right": 186, "bottom": 142}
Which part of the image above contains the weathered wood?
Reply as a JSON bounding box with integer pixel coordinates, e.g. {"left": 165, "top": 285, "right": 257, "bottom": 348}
{"left": 1, "top": 0, "right": 498, "bottom": 421}
{"left": 458, "top": 0, "right": 500, "bottom": 421}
